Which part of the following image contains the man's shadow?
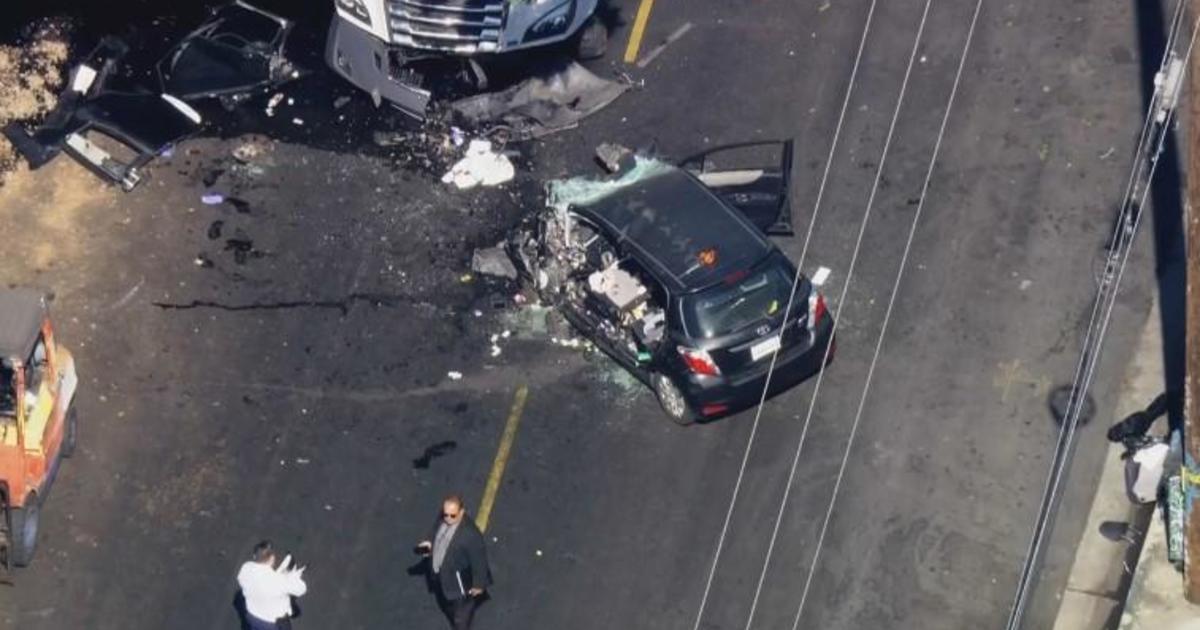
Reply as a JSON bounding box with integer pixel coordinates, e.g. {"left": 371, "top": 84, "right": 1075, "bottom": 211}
{"left": 232, "top": 590, "right": 303, "bottom": 629}
{"left": 232, "top": 591, "right": 252, "bottom": 630}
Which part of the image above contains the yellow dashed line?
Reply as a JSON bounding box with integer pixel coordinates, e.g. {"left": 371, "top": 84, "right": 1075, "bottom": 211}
{"left": 624, "top": 0, "right": 657, "bottom": 64}
{"left": 476, "top": 384, "right": 528, "bottom": 532}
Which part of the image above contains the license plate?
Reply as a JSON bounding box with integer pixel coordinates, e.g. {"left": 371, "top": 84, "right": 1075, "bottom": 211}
{"left": 750, "top": 335, "right": 782, "bottom": 361}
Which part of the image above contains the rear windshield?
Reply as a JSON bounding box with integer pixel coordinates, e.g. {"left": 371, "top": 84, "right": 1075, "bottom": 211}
{"left": 681, "top": 257, "right": 797, "bottom": 338}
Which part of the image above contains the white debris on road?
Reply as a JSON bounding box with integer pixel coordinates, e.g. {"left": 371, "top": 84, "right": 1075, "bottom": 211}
{"left": 265, "top": 92, "right": 285, "bottom": 116}
{"left": 441, "top": 139, "right": 514, "bottom": 189}
{"left": 811, "top": 266, "right": 831, "bottom": 287}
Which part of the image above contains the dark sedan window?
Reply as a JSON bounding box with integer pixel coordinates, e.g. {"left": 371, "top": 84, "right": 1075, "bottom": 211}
{"left": 681, "top": 260, "right": 795, "bottom": 338}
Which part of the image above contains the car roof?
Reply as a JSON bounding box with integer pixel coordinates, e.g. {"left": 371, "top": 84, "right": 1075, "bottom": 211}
{"left": 570, "top": 165, "right": 773, "bottom": 293}
{"left": 0, "top": 288, "right": 47, "bottom": 360}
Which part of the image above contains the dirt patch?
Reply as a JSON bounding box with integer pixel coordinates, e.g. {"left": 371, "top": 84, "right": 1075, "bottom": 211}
{"left": 0, "top": 20, "right": 72, "bottom": 186}
{"left": 0, "top": 158, "right": 113, "bottom": 271}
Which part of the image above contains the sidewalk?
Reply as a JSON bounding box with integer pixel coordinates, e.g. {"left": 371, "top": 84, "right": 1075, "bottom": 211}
{"left": 1119, "top": 500, "right": 1200, "bottom": 628}
{"left": 1054, "top": 299, "right": 1200, "bottom": 629}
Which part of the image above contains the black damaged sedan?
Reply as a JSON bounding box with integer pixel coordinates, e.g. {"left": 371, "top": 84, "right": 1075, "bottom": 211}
{"left": 511, "top": 141, "right": 835, "bottom": 423}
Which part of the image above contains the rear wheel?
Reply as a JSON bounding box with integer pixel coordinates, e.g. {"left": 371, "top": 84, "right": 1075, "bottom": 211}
{"left": 652, "top": 373, "right": 694, "bottom": 425}
{"left": 10, "top": 494, "right": 40, "bottom": 567}
{"left": 62, "top": 406, "right": 77, "bottom": 458}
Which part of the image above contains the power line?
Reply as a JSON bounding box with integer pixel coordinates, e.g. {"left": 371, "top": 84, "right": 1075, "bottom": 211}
{"left": 790, "top": 0, "right": 983, "bottom": 625}
{"left": 742, "top": 0, "right": 936, "bottom": 626}
{"left": 1004, "top": 2, "right": 1199, "bottom": 626}
{"left": 690, "top": 3, "right": 880, "bottom": 629}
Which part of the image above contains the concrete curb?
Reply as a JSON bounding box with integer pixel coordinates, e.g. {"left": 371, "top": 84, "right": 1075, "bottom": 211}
{"left": 1053, "top": 299, "right": 1163, "bottom": 629}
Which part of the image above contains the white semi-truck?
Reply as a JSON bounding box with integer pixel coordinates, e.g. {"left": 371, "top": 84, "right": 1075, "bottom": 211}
{"left": 326, "top": 0, "right": 605, "bottom": 118}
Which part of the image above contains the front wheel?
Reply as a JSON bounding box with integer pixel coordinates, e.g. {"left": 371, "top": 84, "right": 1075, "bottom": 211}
{"left": 652, "top": 373, "right": 694, "bottom": 426}
{"left": 10, "top": 495, "right": 40, "bottom": 567}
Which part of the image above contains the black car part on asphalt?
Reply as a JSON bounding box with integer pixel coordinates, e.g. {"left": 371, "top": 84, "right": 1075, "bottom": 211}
{"left": 157, "top": 1, "right": 300, "bottom": 107}
{"left": 3, "top": 1, "right": 300, "bottom": 191}
{"left": 2, "top": 37, "right": 202, "bottom": 191}
{"left": 448, "top": 60, "right": 630, "bottom": 142}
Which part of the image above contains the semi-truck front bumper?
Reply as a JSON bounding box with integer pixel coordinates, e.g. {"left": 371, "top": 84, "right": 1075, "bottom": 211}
{"left": 325, "top": 17, "right": 431, "bottom": 119}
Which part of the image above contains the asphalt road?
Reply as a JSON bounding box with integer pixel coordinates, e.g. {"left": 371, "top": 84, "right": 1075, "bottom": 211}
{"left": 0, "top": 0, "right": 1158, "bottom": 629}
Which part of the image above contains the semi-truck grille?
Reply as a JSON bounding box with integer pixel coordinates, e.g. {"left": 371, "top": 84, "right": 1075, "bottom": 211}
{"left": 387, "top": 0, "right": 506, "bottom": 53}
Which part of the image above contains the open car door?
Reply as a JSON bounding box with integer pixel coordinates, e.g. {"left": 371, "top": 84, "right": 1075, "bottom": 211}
{"left": 679, "top": 140, "right": 795, "bottom": 235}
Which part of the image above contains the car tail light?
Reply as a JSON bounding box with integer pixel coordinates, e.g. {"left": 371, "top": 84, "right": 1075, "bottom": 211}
{"left": 701, "top": 403, "right": 729, "bottom": 416}
{"left": 807, "top": 292, "right": 828, "bottom": 331}
{"left": 678, "top": 346, "right": 721, "bottom": 376}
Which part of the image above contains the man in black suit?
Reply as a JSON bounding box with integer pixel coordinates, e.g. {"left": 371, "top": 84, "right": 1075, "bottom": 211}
{"left": 417, "top": 494, "right": 492, "bottom": 630}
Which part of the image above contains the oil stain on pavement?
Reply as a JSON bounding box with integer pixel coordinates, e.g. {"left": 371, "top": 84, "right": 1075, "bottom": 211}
{"left": 412, "top": 440, "right": 458, "bottom": 469}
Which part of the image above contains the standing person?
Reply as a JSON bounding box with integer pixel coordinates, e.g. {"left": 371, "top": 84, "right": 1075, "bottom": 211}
{"left": 237, "top": 540, "right": 308, "bottom": 630}
{"left": 416, "top": 494, "right": 492, "bottom": 630}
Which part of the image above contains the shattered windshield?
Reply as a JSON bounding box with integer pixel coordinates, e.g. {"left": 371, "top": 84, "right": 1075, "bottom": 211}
{"left": 681, "top": 257, "right": 795, "bottom": 339}
{"left": 545, "top": 157, "right": 674, "bottom": 212}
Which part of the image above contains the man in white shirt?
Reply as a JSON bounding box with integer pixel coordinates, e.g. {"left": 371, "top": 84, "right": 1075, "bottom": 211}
{"left": 1126, "top": 439, "right": 1171, "bottom": 504}
{"left": 237, "top": 540, "right": 307, "bottom": 630}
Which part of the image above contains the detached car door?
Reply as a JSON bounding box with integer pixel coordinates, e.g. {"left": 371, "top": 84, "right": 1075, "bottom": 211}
{"left": 157, "top": 2, "right": 296, "bottom": 101}
{"left": 679, "top": 140, "right": 795, "bottom": 235}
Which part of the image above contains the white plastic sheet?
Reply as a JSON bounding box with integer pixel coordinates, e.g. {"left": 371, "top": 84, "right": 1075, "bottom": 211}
{"left": 441, "top": 139, "right": 515, "bottom": 189}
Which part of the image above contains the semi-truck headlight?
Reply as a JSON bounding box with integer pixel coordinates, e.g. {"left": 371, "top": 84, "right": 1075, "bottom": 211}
{"left": 337, "top": 0, "right": 373, "bottom": 25}
{"left": 524, "top": 1, "right": 575, "bottom": 41}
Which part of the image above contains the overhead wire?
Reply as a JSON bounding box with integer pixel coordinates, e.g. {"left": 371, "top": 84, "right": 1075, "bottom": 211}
{"left": 789, "top": 0, "right": 984, "bottom": 625}
{"left": 741, "top": 0, "right": 936, "bottom": 626}
{"left": 689, "top": 2, "right": 880, "bottom": 629}
{"left": 1004, "top": 2, "right": 1199, "bottom": 626}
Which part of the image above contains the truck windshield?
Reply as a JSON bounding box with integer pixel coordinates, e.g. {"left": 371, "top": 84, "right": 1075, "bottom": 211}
{"left": 0, "top": 360, "right": 15, "bottom": 417}
{"left": 681, "top": 257, "right": 796, "bottom": 339}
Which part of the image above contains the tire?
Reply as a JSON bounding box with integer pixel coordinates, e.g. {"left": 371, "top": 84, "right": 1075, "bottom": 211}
{"left": 62, "top": 406, "right": 77, "bottom": 458}
{"left": 575, "top": 17, "right": 608, "bottom": 60}
{"left": 10, "top": 494, "right": 40, "bottom": 567}
{"left": 652, "top": 373, "right": 694, "bottom": 426}
{"left": 823, "top": 334, "right": 837, "bottom": 368}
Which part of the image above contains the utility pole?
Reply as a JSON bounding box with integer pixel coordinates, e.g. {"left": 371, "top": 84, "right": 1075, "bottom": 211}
{"left": 1185, "top": 0, "right": 1200, "bottom": 603}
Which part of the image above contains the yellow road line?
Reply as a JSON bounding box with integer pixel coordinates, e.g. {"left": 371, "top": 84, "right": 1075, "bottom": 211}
{"left": 476, "top": 385, "right": 528, "bottom": 532}
{"left": 624, "top": 0, "right": 657, "bottom": 64}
